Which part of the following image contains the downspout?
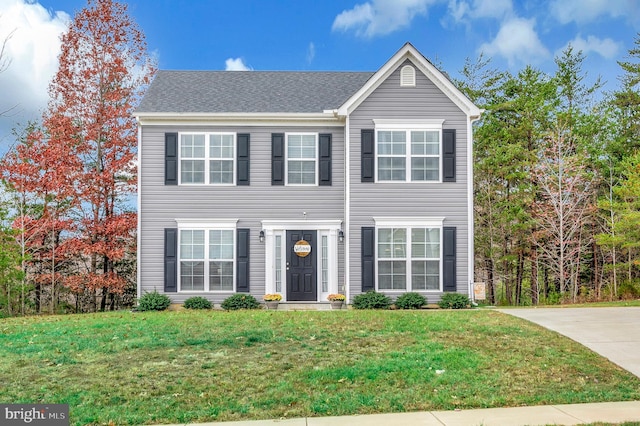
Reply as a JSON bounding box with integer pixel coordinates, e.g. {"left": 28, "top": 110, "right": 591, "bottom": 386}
{"left": 344, "top": 114, "right": 351, "bottom": 304}
{"left": 136, "top": 120, "right": 142, "bottom": 300}
{"left": 468, "top": 112, "right": 482, "bottom": 301}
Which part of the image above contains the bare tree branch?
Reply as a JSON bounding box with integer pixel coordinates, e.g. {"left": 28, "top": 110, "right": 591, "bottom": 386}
{"left": 0, "top": 30, "right": 14, "bottom": 74}
{"left": 0, "top": 21, "right": 18, "bottom": 117}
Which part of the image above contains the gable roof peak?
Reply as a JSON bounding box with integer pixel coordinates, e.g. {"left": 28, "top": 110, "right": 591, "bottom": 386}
{"left": 337, "top": 43, "right": 481, "bottom": 118}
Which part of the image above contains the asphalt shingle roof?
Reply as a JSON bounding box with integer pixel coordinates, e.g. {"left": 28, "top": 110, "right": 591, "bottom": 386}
{"left": 136, "top": 70, "right": 375, "bottom": 114}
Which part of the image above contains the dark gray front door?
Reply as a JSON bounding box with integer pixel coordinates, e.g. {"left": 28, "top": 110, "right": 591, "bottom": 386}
{"left": 286, "top": 230, "right": 317, "bottom": 301}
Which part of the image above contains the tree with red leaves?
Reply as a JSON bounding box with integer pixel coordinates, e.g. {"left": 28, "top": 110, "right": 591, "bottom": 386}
{"left": 1, "top": 0, "right": 155, "bottom": 312}
{"left": 45, "top": 0, "right": 156, "bottom": 310}
{"left": 1, "top": 123, "right": 75, "bottom": 314}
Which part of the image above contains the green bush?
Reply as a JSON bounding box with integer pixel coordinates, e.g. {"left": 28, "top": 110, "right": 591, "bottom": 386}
{"left": 394, "top": 292, "right": 427, "bottom": 309}
{"left": 437, "top": 292, "right": 471, "bottom": 309}
{"left": 138, "top": 291, "right": 171, "bottom": 311}
{"left": 352, "top": 291, "right": 392, "bottom": 310}
{"left": 618, "top": 280, "right": 640, "bottom": 300}
{"left": 543, "top": 291, "right": 562, "bottom": 305}
{"left": 221, "top": 294, "right": 260, "bottom": 311}
{"left": 183, "top": 296, "right": 212, "bottom": 310}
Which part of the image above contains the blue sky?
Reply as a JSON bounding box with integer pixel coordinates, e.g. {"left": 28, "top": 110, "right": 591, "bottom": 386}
{"left": 0, "top": 0, "right": 639, "bottom": 145}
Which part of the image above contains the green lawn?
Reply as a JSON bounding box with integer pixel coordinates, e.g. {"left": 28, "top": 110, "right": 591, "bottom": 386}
{"left": 1, "top": 309, "right": 639, "bottom": 425}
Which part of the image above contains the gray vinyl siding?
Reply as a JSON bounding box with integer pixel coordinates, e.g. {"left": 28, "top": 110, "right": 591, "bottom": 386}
{"left": 139, "top": 125, "right": 345, "bottom": 303}
{"left": 349, "top": 60, "right": 470, "bottom": 300}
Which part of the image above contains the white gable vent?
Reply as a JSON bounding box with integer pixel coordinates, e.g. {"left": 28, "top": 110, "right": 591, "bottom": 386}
{"left": 400, "top": 65, "right": 416, "bottom": 87}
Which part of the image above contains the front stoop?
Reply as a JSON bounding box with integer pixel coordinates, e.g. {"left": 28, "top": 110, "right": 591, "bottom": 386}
{"left": 275, "top": 302, "right": 339, "bottom": 311}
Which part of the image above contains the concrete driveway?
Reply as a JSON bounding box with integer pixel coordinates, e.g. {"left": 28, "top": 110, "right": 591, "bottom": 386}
{"left": 498, "top": 307, "right": 640, "bottom": 378}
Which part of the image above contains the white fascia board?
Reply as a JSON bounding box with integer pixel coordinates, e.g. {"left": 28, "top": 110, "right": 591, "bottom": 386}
{"left": 336, "top": 54, "right": 400, "bottom": 117}
{"left": 411, "top": 62, "right": 481, "bottom": 118}
{"left": 337, "top": 43, "right": 481, "bottom": 118}
{"left": 134, "top": 112, "right": 344, "bottom": 127}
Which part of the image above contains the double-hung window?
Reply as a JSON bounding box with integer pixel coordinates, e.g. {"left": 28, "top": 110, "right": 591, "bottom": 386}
{"left": 209, "top": 134, "right": 234, "bottom": 184}
{"left": 180, "top": 133, "right": 235, "bottom": 184}
{"left": 178, "top": 221, "right": 236, "bottom": 292}
{"left": 287, "top": 133, "right": 317, "bottom": 185}
{"left": 180, "top": 230, "right": 205, "bottom": 290}
{"left": 377, "top": 131, "right": 406, "bottom": 181}
{"left": 410, "top": 131, "right": 440, "bottom": 181}
{"left": 376, "top": 218, "right": 443, "bottom": 291}
{"left": 208, "top": 230, "right": 234, "bottom": 291}
{"left": 374, "top": 120, "right": 444, "bottom": 182}
{"left": 180, "top": 134, "right": 206, "bottom": 184}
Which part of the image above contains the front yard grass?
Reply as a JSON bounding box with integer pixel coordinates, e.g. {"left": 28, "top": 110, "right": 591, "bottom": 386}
{"left": 1, "top": 309, "right": 639, "bottom": 425}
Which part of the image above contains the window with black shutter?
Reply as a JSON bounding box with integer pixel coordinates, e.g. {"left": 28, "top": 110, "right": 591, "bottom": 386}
{"left": 319, "top": 133, "right": 332, "bottom": 186}
{"left": 165, "top": 133, "right": 178, "bottom": 185}
{"left": 443, "top": 227, "right": 457, "bottom": 292}
{"left": 237, "top": 133, "right": 250, "bottom": 185}
{"left": 271, "top": 133, "right": 284, "bottom": 185}
{"left": 361, "top": 227, "right": 375, "bottom": 292}
{"left": 164, "top": 228, "right": 178, "bottom": 292}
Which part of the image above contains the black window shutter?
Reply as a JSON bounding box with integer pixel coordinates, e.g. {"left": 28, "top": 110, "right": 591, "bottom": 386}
{"left": 237, "top": 133, "right": 250, "bottom": 185}
{"left": 443, "top": 129, "right": 456, "bottom": 182}
{"left": 272, "top": 133, "right": 285, "bottom": 185}
{"left": 164, "top": 228, "right": 178, "bottom": 292}
{"left": 361, "top": 129, "right": 375, "bottom": 182}
{"left": 361, "top": 227, "right": 375, "bottom": 292}
{"left": 319, "top": 133, "right": 332, "bottom": 186}
{"left": 443, "top": 226, "right": 457, "bottom": 292}
{"left": 236, "top": 228, "right": 250, "bottom": 292}
{"left": 165, "top": 133, "right": 178, "bottom": 185}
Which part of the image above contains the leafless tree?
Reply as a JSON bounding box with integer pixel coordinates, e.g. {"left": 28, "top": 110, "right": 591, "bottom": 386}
{"left": 0, "top": 15, "right": 17, "bottom": 117}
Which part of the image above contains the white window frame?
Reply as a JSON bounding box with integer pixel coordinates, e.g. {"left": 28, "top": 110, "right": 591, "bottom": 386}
{"left": 373, "top": 120, "right": 444, "bottom": 183}
{"left": 374, "top": 217, "right": 444, "bottom": 293}
{"left": 178, "top": 132, "right": 236, "bottom": 185}
{"left": 176, "top": 219, "right": 238, "bottom": 293}
{"left": 285, "top": 132, "right": 318, "bottom": 186}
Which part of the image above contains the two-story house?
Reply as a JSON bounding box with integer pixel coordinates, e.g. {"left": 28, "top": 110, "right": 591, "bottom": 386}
{"left": 134, "top": 43, "right": 481, "bottom": 307}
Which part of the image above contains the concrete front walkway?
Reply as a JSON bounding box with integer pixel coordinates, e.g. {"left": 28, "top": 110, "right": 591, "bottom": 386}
{"left": 163, "top": 401, "right": 640, "bottom": 425}
{"left": 497, "top": 306, "right": 640, "bottom": 378}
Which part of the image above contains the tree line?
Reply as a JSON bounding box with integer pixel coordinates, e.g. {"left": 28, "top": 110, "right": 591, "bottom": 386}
{"left": 1, "top": 0, "right": 639, "bottom": 315}
{"left": 458, "top": 38, "right": 640, "bottom": 305}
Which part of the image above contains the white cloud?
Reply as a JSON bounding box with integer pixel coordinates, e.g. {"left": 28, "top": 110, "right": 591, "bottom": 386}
{"left": 0, "top": 0, "right": 69, "bottom": 137}
{"left": 558, "top": 35, "right": 622, "bottom": 60}
{"left": 447, "top": 0, "right": 469, "bottom": 22}
{"left": 550, "top": 0, "right": 638, "bottom": 25}
{"left": 306, "top": 42, "right": 315, "bottom": 64}
{"left": 449, "top": 0, "right": 512, "bottom": 22}
{"left": 479, "top": 17, "right": 550, "bottom": 67}
{"left": 224, "top": 57, "right": 250, "bottom": 71}
{"left": 472, "top": 0, "right": 512, "bottom": 19}
{"left": 332, "top": 0, "right": 437, "bottom": 38}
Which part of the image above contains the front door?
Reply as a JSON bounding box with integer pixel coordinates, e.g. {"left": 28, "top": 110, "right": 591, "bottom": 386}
{"left": 286, "top": 230, "right": 317, "bottom": 301}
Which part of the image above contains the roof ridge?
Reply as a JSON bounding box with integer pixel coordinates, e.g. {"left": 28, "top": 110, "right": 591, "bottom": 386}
{"left": 156, "top": 70, "right": 374, "bottom": 74}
